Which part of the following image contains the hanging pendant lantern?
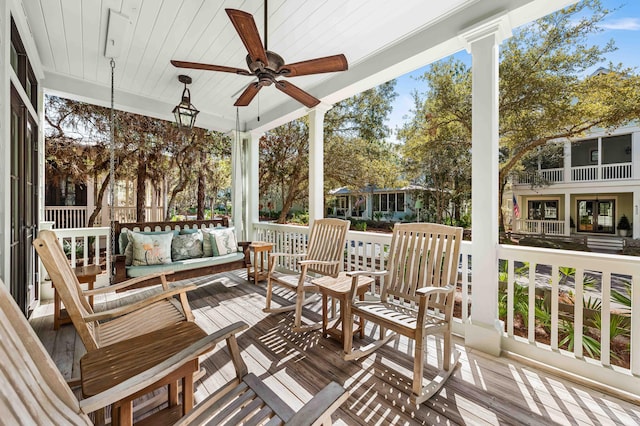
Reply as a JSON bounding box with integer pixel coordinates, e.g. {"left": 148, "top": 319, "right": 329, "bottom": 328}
{"left": 173, "top": 75, "right": 199, "bottom": 130}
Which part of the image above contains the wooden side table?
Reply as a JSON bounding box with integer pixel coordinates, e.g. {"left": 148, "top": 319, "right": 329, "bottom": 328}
{"left": 81, "top": 322, "right": 207, "bottom": 426}
{"left": 312, "top": 272, "right": 374, "bottom": 344}
{"left": 247, "top": 241, "right": 273, "bottom": 284}
{"left": 53, "top": 264, "right": 102, "bottom": 330}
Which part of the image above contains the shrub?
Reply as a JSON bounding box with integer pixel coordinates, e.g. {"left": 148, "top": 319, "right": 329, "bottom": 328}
{"left": 617, "top": 214, "right": 631, "bottom": 230}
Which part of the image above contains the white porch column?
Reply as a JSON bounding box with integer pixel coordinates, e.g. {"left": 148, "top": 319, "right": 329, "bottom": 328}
{"left": 461, "top": 14, "right": 511, "bottom": 357}
{"left": 247, "top": 131, "right": 262, "bottom": 240}
{"left": 308, "top": 104, "right": 332, "bottom": 225}
{"left": 563, "top": 140, "right": 572, "bottom": 183}
{"left": 633, "top": 190, "right": 640, "bottom": 240}
{"left": 565, "top": 192, "right": 571, "bottom": 235}
{"left": 230, "top": 130, "right": 247, "bottom": 241}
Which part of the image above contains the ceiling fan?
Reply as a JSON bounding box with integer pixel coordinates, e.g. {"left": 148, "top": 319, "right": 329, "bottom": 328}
{"left": 171, "top": 6, "right": 348, "bottom": 108}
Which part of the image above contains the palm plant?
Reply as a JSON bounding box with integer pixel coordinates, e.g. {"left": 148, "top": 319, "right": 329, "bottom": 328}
{"left": 559, "top": 319, "right": 601, "bottom": 360}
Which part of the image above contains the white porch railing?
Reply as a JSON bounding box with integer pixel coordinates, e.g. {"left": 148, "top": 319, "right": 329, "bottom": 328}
{"left": 252, "top": 221, "right": 638, "bottom": 397}
{"left": 515, "top": 168, "right": 564, "bottom": 184}
{"left": 515, "top": 162, "right": 633, "bottom": 184}
{"left": 514, "top": 219, "right": 565, "bottom": 235}
{"left": 45, "top": 206, "right": 88, "bottom": 228}
{"left": 600, "top": 162, "right": 633, "bottom": 180}
{"left": 572, "top": 163, "right": 633, "bottom": 181}
{"left": 48, "top": 227, "right": 111, "bottom": 273}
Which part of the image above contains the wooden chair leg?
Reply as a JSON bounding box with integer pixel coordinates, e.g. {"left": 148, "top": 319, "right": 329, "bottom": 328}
{"left": 264, "top": 278, "right": 274, "bottom": 311}
{"left": 293, "top": 288, "right": 305, "bottom": 329}
{"left": 413, "top": 334, "right": 425, "bottom": 399}
{"left": 443, "top": 330, "right": 451, "bottom": 371}
{"left": 342, "top": 303, "right": 353, "bottom": 355}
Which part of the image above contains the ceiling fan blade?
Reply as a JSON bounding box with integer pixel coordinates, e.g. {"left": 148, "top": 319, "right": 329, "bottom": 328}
{"left": 226, "top": 9, "right": 268, "bottom": 65}
{"left": 234, "top": 83, "right": 262, "bottom": 106}
{"left": 171, "top": 60, "right": 250, "bottom": 75}
{"left": 281, "top": 54, "right": 348, "bottom": 77}
{"left": 275, "top": 80, "right": 320, "bottom": 108}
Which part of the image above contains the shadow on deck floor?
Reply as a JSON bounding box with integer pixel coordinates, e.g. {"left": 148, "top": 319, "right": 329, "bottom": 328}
{"left": 30, "top": 271, "right": 639, "bottom": 425}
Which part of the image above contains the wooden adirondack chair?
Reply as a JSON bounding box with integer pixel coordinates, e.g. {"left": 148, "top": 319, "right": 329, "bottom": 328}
{"left": 0, "top": 279, "right": 347, "bottom": 425}
{"left": 264, "top": 218, "right": 350, "bottom": 332}
{"left": 33, "top": 229, "right": 197, "bottom": 352}
{"left": 342, "top": 223, "right": 462, "bottom": 404}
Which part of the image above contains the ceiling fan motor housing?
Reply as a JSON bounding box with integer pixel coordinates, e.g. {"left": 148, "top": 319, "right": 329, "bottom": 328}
{"left": 246, "top": 51, "right": 285, "bottom": 74}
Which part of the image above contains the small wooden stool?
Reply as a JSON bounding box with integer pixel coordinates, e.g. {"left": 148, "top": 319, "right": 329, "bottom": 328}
{"left": 247, "top": 241, "right": 273, "bottom": 284}
{"left": 313, "top": 272, "right": 374, "bottom": 344}
{"left": 53, "top": 264, "right": 102, "bottom": 330}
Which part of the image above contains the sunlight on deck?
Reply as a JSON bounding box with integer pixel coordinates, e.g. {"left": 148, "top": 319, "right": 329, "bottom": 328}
{"left": 30, "top": 270, "right": 640, "bottom": 425}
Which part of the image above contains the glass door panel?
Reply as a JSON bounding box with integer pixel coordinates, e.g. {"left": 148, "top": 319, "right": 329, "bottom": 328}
{"left": 577, "top": 199, "right": 615, "bottom": 234}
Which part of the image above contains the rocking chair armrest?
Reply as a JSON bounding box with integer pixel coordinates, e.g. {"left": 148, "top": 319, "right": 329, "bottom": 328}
{"left": 346, "top": 270, "right": 388, "bottom": 278}
{"left": 285, "top": 382, "right": 349, "bottom": 426}
{"left": 269, "top": 252, "right": 308, "bottom": 260}
{"left": 83, "top": 285, "right": 197, "bottom": 322}
{"left": 78, "top": 321, "right": 249, "bottom": 415}
{"left": 298, "top": 259, "right": 339, "bottom": 267}
{"left": 416, "top": 284, "right": 455, "bottom": 297}
{"left": 83, "top": 271, "right": 176, "bottom": 296}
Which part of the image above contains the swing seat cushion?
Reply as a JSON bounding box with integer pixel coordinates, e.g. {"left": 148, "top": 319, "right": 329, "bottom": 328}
{"left": 125, "top": 251, "right": 246, "bottom": 278}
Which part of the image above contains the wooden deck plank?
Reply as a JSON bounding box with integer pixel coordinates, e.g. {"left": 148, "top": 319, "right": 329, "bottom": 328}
{"left": 29, "top": 270, "right": 639, "bottom": 426}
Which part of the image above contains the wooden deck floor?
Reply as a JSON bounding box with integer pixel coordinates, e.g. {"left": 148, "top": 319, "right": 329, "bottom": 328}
{"left": 31, "top": 271, "right": 639, "bottom": 425}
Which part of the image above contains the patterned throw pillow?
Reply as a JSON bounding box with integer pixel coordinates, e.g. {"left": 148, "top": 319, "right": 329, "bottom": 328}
{"left": 200, "top": 226, "right": 226, "bottom": 257}
{"left": 171, "top": 231, "right": 204, "bottom": 261}
{"left": 129, "top": 231, "right": 174, "bottom": 266}
{"left": 213, "top": 228, "right": 238, "bottom": 255}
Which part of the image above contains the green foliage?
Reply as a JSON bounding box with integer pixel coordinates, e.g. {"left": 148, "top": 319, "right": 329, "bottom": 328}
{"left": 617, "top": 214, "right": 631, "bottom": 230}
{"left": 354, "top": 221, "right": 367, "bottom": 232}
{"left": 289, "top": 211, "right": 309, "bottom": 225}
{"left": 260, "top": 82, "right": 400, "bottom": 223}
{"left": 559, "top": 319, "right": 602, "bottom": 360}
{"left": 399, "top": 0, "right": 640, "bottom": 228}
{"left": 611, "top": 281, "right": 631, "bottom": 314}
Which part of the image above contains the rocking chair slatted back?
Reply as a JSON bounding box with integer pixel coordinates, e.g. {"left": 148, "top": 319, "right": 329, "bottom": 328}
{"left": 34, "top": 230, "right": 99, "bottom": 350}
{"left": 343, "top": 222, "right": 462, "bottom": 404}
{"left": 34, "top": 230, "right": 194, "bottom": 352}
{"left": 0, "top": 281, "right": 91, "bottom": 426}
{"left": 305, "top": 218, "right": 350, "bottom": 277}
{"left": 384, "top": 223, "right": 461, "bottom": 311}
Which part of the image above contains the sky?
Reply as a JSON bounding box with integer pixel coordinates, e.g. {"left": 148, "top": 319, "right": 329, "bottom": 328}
{"left": 384, "top": 0, "right": 640, "bottom": 144}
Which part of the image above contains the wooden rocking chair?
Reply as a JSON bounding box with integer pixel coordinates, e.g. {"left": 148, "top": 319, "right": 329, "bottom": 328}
{"left": 342, "top": 223, "right": 463, "bottom": 404}
{"left": 0, "top": 279, "right": 348, "bottom": 425}
{"left": 264, "top": 218, "right": 350, "bottom": 332}
{"left": 34, "top": 229, "right": 197, "bottom": 352}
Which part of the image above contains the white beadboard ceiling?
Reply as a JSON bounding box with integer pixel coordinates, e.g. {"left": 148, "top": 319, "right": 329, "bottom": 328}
{"left": 22, "top": 0, "right": 575, "bottom": 133}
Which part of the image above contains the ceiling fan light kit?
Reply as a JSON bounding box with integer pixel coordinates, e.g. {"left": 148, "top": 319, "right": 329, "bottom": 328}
{"left": 171, "top": 6, "right": 348, "bottom": 109}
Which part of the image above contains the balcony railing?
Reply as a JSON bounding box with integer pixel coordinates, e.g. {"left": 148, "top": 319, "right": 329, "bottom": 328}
{"left": 45, "top": 206, "right": 88, "bottom": 228}
{"left": 514, "top": 219, "right": 565, "bottom": 235}
{"left": 514, "top": 162, "right": 633, "bottom": 184}
{"left": 252, "top": 221, "right": 638, "bottom": 397}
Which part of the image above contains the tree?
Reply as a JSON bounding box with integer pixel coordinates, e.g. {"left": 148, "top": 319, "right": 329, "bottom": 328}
{"left": 45, "top": 96, "right": 232, "bottom": 224}
{"left": 259, "top": 81, "right": 401, "bottom": 222}
{"left": 401, "top": 0, "right": 640, "bottom": 228}
{"left": 399, "top": 60, "right": 472, "bottom": 224}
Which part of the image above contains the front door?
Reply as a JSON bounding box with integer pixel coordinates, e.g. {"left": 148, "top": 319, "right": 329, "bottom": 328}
{"left": 577, "top": 199, "right": 615, "bottom": 234}
{"left": 10, "top": 85, "right": 38, "bottom": 315}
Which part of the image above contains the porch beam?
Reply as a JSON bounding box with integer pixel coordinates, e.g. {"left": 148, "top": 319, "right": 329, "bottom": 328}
{"left": 462, "top": 12, "right": 512, "bottom": 357}
{"left": 308, "top": 104, "right": 332, "bottom": 224}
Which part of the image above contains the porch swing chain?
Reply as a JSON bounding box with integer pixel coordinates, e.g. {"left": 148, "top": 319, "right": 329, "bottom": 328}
{"left": 109, "top": 58, "right": 116, "bottom": 285}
